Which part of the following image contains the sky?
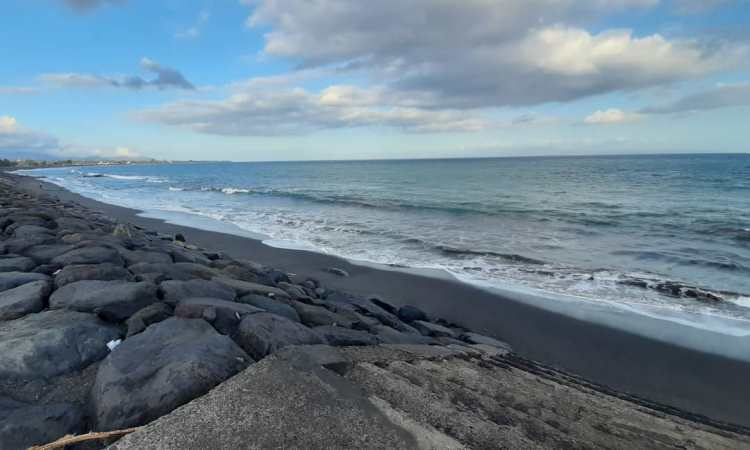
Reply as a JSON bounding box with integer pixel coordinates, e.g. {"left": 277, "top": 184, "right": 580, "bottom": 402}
{"left": 1, "top": 0, "right": 749, "bottom": 161}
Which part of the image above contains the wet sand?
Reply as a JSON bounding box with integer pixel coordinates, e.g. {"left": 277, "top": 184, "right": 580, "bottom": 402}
{"left": 13, "top": 173, "right": 750, "bottom": 428}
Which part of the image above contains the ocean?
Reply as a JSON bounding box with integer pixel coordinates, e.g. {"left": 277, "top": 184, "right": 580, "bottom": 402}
{"left": 19, "top": 154, "right": 750, "bottom": 330}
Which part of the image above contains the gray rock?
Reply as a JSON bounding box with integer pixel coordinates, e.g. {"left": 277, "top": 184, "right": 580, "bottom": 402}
{"left": 460, "top": 332, "right": 513, "bottom": 352}
{"left": 324, "top": 267, "right": 350, "bottom": 277}
{"left": 168, "top": 245, "right": 212, "bottom": 265}
{"left": 313, "top": 326, "right": 380, "bottom": 347}
{"left": 10, "top": 224, "right": 54, "bottom": 239}
{"left": 174, "top": 297, "right": 263, "bottom": 334}
{"left": 159, "top": 279, "right": 236, "bottom": 306}
{"left": 231, "top": 312, "right": 325, "bottom": 360}
{"left": 51, "top": 246, "right": 125, "bottom": 266}
{"left": 292, "top": 302, "right": 354, "bottom": 328}
{"left": 212, "top": 276, "right": 290, "bottom": 299}
{"left": 0, "top": 280, "right": 49, "bottom": 321}
{"left": 0, "top": 310, "right": 120, "bottom": 379}
{"left": 54, "top": 263, "right": 134, "bottom": 288}
{"left": 238, "top": 294, "right": 301, "bottom": 322}
{"left": 397, "top": 305, "right": 428, "bottom": 323}
{"left": 121, "top": 249, "right": 173, "bottom": 266}
{"left": 0, "top": 255, "right": 35, "bottom": 272}
{"left": 128, "top": 262, "right": 218, "bottom": 281}
{"left": 23, "top": 244, "right": 75, "bottom": 264}
{"left": 0, "top": 398, "right": 85, "bottom": 450}
{"left": 0, "top": 235, "right": 53, "bottom": 254}
{"left": 50, "top": 280, "right": 158, "bottom": 322}
{"left": 0, "top": 271, "right": 49, "bottom": 292}
{"left": 55, "top": 216, "right": 93, "bottom": 232}
{"left": 372, "top": 324, "right": 435, "bottom": 345}
{"left": 412, "top": 320, "right": 457, "bottom": 338}
{"left": 126, "top": 302, "right": 173, "bottom": 337}
{"left": 91, "top": 318, "right": 250, "bottom": 430}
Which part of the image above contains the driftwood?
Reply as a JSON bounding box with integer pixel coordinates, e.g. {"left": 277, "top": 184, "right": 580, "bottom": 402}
{"left": 28, "top": 427, "right": 140, "bottom": 450}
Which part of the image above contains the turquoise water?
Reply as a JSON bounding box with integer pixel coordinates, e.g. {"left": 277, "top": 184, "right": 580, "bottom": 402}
{"left": 22, "top": 154, "right": 750, "bottom": 325}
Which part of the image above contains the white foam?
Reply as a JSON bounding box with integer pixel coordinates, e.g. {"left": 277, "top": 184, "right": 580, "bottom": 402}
{"left": 221, "top": 187, "right": 250, "bottom": 195}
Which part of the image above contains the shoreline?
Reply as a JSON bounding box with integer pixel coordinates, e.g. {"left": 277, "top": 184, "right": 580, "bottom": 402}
{"left": 10, "top": 171, "right": 750, "bottom": 428}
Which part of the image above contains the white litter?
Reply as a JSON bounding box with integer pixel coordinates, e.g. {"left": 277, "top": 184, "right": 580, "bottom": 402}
{"left": 53, "top": 269, "right": 62, "bottom": 275}
{"left": 106, "top": 339, "right": 122, "bottom": 351}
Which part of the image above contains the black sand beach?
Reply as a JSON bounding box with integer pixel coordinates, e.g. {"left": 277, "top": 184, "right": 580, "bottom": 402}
{"left": 12, "top": 172, "right": 750, "bottom": 429}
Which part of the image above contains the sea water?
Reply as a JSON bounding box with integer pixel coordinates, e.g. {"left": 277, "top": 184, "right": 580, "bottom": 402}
{"left": 20, "top": 154, "right": 750, "bottom": 330}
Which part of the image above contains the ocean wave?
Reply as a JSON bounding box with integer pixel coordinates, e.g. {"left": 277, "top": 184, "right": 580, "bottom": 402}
{"left": 435, "top": 245, "right": 546, "bottom": 265}
{"left": 168, "top": 186, "right": 184, "bottom": 191}
{"left": 80, "top": 172, "right": 167, "bottom": 183}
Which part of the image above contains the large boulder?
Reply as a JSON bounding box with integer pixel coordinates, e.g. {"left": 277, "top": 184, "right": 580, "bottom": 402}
{"left": 128, "top": 262, "right": 218, "bottom": 281}
{"left": 0, "top": 398, "right": 85, "bottom": 450}
{"left": 174, "top": 297, "right": 263, "bottom": 334}
{"left": 51, "top": 246, "right": 125, "bottom": 266}
{"left": 397, "top": 305, "right": 428, "bottom": 323}
{"left": 91, "top": 318, "right": 251, "bottom": 430}
{"left": 0, "top": 255, "right": 36, "bottom": 273}
{"left": 121, "top": 249, "right": 173, "bottom": 266}
{"left": 292, "top": 302, "right": 354, "bottom": 328}
{"left": 231, "top": 312, "right": 325, "bottom": 360}
{"left": 159, "top": 279, "right": 236, "bottom": 306}
{"left": 125, "top": 302, "right": 173, "bottom": 337}
{"left": 412, "top": 320, "right": 457, "bottom": 338}
{"left": 0, "top": 271, "right": 49, "bottom": 292}
{"left": 0, "top": 235, "right": 53, "bottom": 255}
{"left": 212, "top": 276, "right": 290, "bottom": 299}
{"left": 54, "top": 263, "right": 134, "bottom": 289}
{"left": 238, "top": 294, "right": 301, "bottom": 322}
{"left": 50, "top": 280, "right": 158, "bottom": 322}
{"left": 10, "top": 224, "right": 54, "bottom": 239}
{"left": 0, "top": 310, "right": 120, "bottom": 379}
{"left": 372, "top": 324, "right": 435, "bottom": 345}
{"left": 0, "top": 280, "right": 50, "bottom": 321}
{"left": 23, "top": 244, "right": 75, "bottom": 264}
{"left": 313, "top": 326, "right": 381, "bottom": 347}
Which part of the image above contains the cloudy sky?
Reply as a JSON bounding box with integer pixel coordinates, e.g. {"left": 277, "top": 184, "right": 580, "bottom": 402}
{"left": 1, "top": 0, "right": 749, "bottom": 160}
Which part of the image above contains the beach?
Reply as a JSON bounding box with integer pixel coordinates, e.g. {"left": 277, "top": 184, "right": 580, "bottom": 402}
{"left": 0, "top": 170, "right": 750, "bottom": 450}
{"left": 12, "top": 171, "right": 750, "bottom": 426}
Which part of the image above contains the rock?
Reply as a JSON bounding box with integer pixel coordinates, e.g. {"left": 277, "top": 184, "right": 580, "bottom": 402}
{"left": 112, "top": 223, "right": 139, "bottom": 239}
{"left": 32, "top": 263, "right": 62, "bottom": 275}
{"left": 0, "top": 235, "right": 53, "bottom": 254}
{"left": 325, "top": 291, "right": 410, "bottom": 331}
{"left": 397, "top": 305, "right": 428, "bottom": 323}
{"left": 368, "top": 296, "right": 398, "bottom": 315}
{"left": 460, "top": 332, "right": 513, "bottom": 352}
{"left": 292, "top": 302, "right": 354, "bottom": 328}
{"left": 231, "top": 312, "right": 325, "bottom": 360}
{"left": 121, "top": 249, "right": 173, "bottom": 266}
{"left": 313, "top": 326, "right": 381, "bottom": 347}
{"left": 0, "top": 398, "right": 85, "bottom": 450}
{"left": 91, "top": 318, "right": 250, "bottom": 430}
{"left": 55, "top": 216, "right": 92, "bottom": 232}
{"left": 175, "top": 297, "right": 263, "bottom": 334}
{"left": 277, "top": 281, "right": 312, "bottom": 301}
{"left": 129, "top": 262, "right": 219, "bottom": 281}
{"left": 412, "top": 320, "right": 457, "bottom": 338}
{"left": 0, "top": 255, "right": 36, "bottom": 272}
{"left": 22, "top": 244, "right": 75, "bottom": 264}
{"left": 372, "top": 324, "right": 435, "bottom": 345}
{"left": 134, "top": 272, "right": 169, "bottom": 284}
{"left": 168, "top": 245, "right": 212, "bottom": 265}
{"left": 0, "top": 310, "right": 120, "bottom": 379}
{"left": 125, "top": 302, "right": 173, "bottom": 337}
{"left": 0, "top": 271, "right": 49, "bottom": 292}
{"left": 54, "top": 263, "right": 134, "bottom": 288}
{"left": 174, "top": 232, "right": 186, "bottom": 242}
{"left": 324, "top": 267, "right": 350, "bottom": 277}
{"left": 0, "top": 280, "right": 49, "bottom": 321}
{"left": 50, "top": 280, "right": 158, "bottom": 322}
{"left": 10, "top": 224, "right": 54, "bottom": 239}
{"left": 51, "top": 246, "right": 125, "bottom": 267}
{"left": 265, "top": 269, "right": 290, "bottom": 284}
{"left": 238, "top": 294, "right": 301, "bottom": 322}
{"left": 212, "top": 276, "right": 290, "bottom": 299}
{"left": 159, "top": 279, "right": 236, "bottom": 306}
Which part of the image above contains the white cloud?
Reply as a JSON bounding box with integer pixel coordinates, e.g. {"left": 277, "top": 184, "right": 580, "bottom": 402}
{"left": 245, "top": 0, "right": 743, "bottom": 108}
{"left": 134, "top": 84, "right": 488, "bottom": 135}
{"left": 0, "top": 116, "right": 59, "bottom": 152}
{"left": 40, "top": 58, "right": 194, "bottom": 90}
{"left": 584, "top": 109, "right": 645, "bottom": 124}
{"left": 641, "top": 81, "right": 750, "bottom": 113}
{"left": 175, "top": 9, "right": 211, "bottom": 39}
{"left": 0, "top": 87, "right": 38, "bottom": 95}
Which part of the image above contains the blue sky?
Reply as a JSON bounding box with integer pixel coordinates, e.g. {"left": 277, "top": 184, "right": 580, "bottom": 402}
{"left": 1, "top": 0, "right": 749, "bottom": 161}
